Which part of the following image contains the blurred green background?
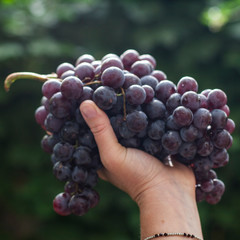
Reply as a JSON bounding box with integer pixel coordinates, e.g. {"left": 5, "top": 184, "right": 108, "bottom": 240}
{"left": 0, "top": 0, "right": 239, "bottom": 239}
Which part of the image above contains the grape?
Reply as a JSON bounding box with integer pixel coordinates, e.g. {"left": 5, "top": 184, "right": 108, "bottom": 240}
{"left": 140, "top": 75, "right": 158, "bottom": 89}
{"left": 147, "top": 120, "right": 165, "bottom": 140}
{"left": 161, "top": 131, "right": 182, "bottom": 154}
{"left": 139, "top": 54, "right": 156, "bottom": 68}
{"left": 68, "top": 194, "right": 90, "bottom": 216}
{"left": 211, "top": 109, "right": 227, "bottom": 129}
{"left": 53, "top": 162, "right": 71, "bottom": 181}
{"left": 101, "top": 57, "right": 124, "bottom": 72}
{"left": 126, "top": 111, "right": 148, "bottom": 133}
{"left": 35, "top": 105, "right": 48, "bottom": 126}
{"left": 144, "top": 99, "right": 166, "bottom": 120}
{"left": 75, "top": 62, "right": 95, "bottom": 82}
{"left": 151, "top": 70, "right": 167, "bottom": 82}
{"left": 49, "top": 92, "right": 72, "bottom": 118}
{"left": 101, "top": 66, "right": 125, "bottom": 88}
{"left": 130, "top": 60, "right": 153, "bottom": 77}
{"left": 42, "top": 79, "right": 61, "bottom": 99}
{"left": 193, "top": 108, "right": 212, "bottom": 129}
{"left": 172, "top": 106, "right": 193, "bottom": 127}
{"left": 53, "top": 192, "right": 71, "bottom": 216}
{"left": 56, "top": 62, "right": 74, "bottom": 78}
{"left": 125, "top": 85, "right": 146, "bottom": 105}
{"left": 207, "top": 89, "right": 227, "bottom": 109}
{"left": 61, "top": 76, "right": 83, "bottom": 100}
{"left": 22, "top": 49, "right": 235, "bottom": 216}
{"left": 93, "top": 86, "right": 117, "bottom": 110}
{"left": 155, "top": 80, "right": 177, "bottom": 103}
{"left": 76, "top": 54, "right": 95, "bottom": 65}
{"left": 44, "top": 113, "right": 64, "bottom": 133}
{"left": 120, "top": 49, "right": 139, "bottom": 70}
{"left": 142, "top": 85, "right": 154, "bottom": 103}
{"left": 177, "top": 76, "right": 198, "bottom": 94}
{"left": 181, "top": 91, "right": 201, "bottom": 112}
{"left": 123, "top": 72, "right": 141, "bottom": 89}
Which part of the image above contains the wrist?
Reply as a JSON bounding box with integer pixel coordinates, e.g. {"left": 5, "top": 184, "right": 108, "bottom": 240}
{"left": 136, "top": 184, "right": 203, "bottom": 240}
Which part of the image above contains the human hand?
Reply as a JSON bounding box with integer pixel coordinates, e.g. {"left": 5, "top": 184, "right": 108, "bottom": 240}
{"left": 80, "top": 100, "right": 203, "bottom": 239}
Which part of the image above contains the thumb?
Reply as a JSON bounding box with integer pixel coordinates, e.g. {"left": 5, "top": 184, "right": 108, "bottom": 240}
{"left": 79, "top": 100, "right": 126, "bottom": 170}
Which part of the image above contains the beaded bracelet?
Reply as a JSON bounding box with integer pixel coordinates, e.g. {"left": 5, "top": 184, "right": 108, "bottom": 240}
{"left": 143, "top": 232, "right": 202, "bottom": 240}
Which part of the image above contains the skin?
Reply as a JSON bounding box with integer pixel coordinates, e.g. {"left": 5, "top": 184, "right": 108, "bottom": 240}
{"left": 80, "top": 100, "right": 203, "bottom": 240}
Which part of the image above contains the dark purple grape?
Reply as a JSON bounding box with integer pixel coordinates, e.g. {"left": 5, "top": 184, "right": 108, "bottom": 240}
{"left": 72, "top": 166, "right": 88, "bottom": 184}
{"left": 155, "top": 80, "right": 177, "bottom": 103}
{"left": 101, "top": 66, "right": 125, "bottom": 89}
{"left": 140, "top": 75, "right": 158, "bottom": 89}
{"left": 144, "top": 99, "right": 166, "bottom": 120}
{"left": 196, "top": 187, "right": 206, "bottom": 202}
{"left": 42, "top": 79, "right": 61, "bottom": 99}
{"left": 142, "top": 85, "right": 154, "bottom": 103}
{"left": 61, "top": 76, "right": 83, "bottom": 100}
{"left": 125, "top": 85, "right": 146, "bottom": 105}
{"left": 60, "top": 121, "right": 79, "bottom": 144}
{"left": 35, "top": 105, "right": 48, "bottom": 126}
{"left": 123, "top": 73, "right": 141, "bottom": 89}
{"left": 126, "top": 111, "right": 148, "bottom": 133}
{"left": 41, "top": 134, "right": 60, "bottom": 154}
{"left": 102, "top": 53, "right": 120, "bottom": 61}
{"left": 207, "top": 89, "right": 227, "bottom": 109}
{"left": 64, "top": 181, "right": 78, "bottom": 195}
{"left": 225, "top": 118, "right": 235, "bottom": 134}
{"left": 179, "top": 142, "right": 197, "bottom": 160}
{"left": 53, "top": 142, "right": 74, "bottom": 162}
{"left": 201, "top": 89, "right": 211, "bottom": 97}
{"left": 142, "top": 138, "right": 162, "bottom": 155}
{"left": 56, "top": 62, "right": 74, "bottom": 78}
{"left": 161, "top": 131, "right": 182, "bottom": 154}
{"left": 181, "top": 91, "right": 201, "bottom": 112}
{"left": 197, "top": 137, "right": 214, "bottom": 157}
{"left": 199, "top": 94, "right": 208, "bottom": 109}
{"left": 85, "top": 170, "right": 99, "bottom": 188}
{"left": 193, "top": 156, "right": 213, "bottom": 173}
{"left": 93, "top": 86, "right": 117, "bottom": 110}
{"left": 75, "top": 62, "right": 95, "bottom": 82}
{"left": 119, "top": 121, "right": 136, "bottom": 139}
{"left": 220, "top": 105, "right": 230, "bottom": 117}
{"left": 130, "top": 60, "right": 153, "bottom": 77}
{"left": 139, "top": 54, "right": 156, "bottom": 68}
{"left": 78, "top": 86, "right": 94, "bottom": 103}
{"left": 101, "top": 57, "right": 124, "bottom": 73}
{"left": 172, "top": 106, "right": 193, "bottom": 127}
{"left": 151, "top": 70, "right": 167, "bottom": 82}
{"left": 41, "top": 96, "right": 49, "bottom": 111}
{"left": 49, "top": 92, "right": 72, "bottom": 118}
{"left": 61, "top": 70, "right": 75, "bottom": 80}
{"left": 53, "top": 162, "right": 71, "bottom": 181}
{"left": 201, "top": 179, "right": 214, "bottom": 193}
{"left": 78, "top": 130, "right": 97, "bottom": 149}
{"left": 147, "top": 120, "right": 165, "bottom": 140}
{"left": 76, "top": 54, "right": 95, "bottom": 65}
{"left": 166, "top": 115, "right": 181, "bottom": 130}
{"left": 180, "top": 124, "right": 199, "bottom": 142}
{"left": 210, "top": 148, "right": 229, "bottom": 168}
{"left": 166, "top": 93, "right": 181, "bottom": 113}
{"left": 211, "top": 109, "right": 227, "bottom": 129}
{"left": 73, "top": 146, "right": 92, "bottom": 166}
{"left": 212, "top": 129, "right": 231, "bottom": 149}
{"left": 53, "top": 192, "right": 71, "bottom": 216}
{"left": 44, "top": 113, "right": 64, "bottom": 133}
{"left": 80, "top": 187, "right": 100, "bottom": 208}
{"left": 205, "top": 179, "right": 225, "bottom": 204}
{"left": 193, "top": 108, "right": 212, "bottom": 129}
{"left": 177, "top": 76, "right": 198, "bottom": 94}
{"left": 120, "top": 49, "right": 139, "bottom": 70}
{"left": 68, "top": 194, "right": 89, "bottom": 216}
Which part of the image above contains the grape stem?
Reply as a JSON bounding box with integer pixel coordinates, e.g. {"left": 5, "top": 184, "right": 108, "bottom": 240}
{"left": 4, "top": 72, "right": 58, "bottom": 92}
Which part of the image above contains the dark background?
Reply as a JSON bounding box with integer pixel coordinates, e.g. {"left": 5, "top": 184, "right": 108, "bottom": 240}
{"left": 0, "top": 0, "right": 239, "bottom": 239}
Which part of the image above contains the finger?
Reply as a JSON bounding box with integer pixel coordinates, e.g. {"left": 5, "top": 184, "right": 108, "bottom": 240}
{"left": 80, "top": 100, "right": 126, "bottom": 170}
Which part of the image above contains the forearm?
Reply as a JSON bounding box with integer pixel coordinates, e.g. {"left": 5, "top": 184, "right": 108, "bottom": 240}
{"left": 137, "top": 186, "right": 203, "bottom": 240}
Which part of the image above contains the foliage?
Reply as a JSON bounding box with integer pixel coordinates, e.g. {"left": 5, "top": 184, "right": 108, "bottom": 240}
{"left": 0, "top": 0, "right": 240, "bottom": 239}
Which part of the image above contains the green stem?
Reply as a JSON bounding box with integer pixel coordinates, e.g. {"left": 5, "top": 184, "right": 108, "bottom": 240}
{"left": 4, "top": 72, "right": 58, "bottom": 92}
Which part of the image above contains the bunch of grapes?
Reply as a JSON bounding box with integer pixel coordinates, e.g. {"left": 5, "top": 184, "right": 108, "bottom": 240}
{"left": 32, "top": 49, "right": 235, "bottom": 216}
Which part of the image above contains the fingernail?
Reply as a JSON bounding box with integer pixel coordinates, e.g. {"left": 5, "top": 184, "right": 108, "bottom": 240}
{"left": 81, "top": 103, "right": 97, "bottom": 119}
